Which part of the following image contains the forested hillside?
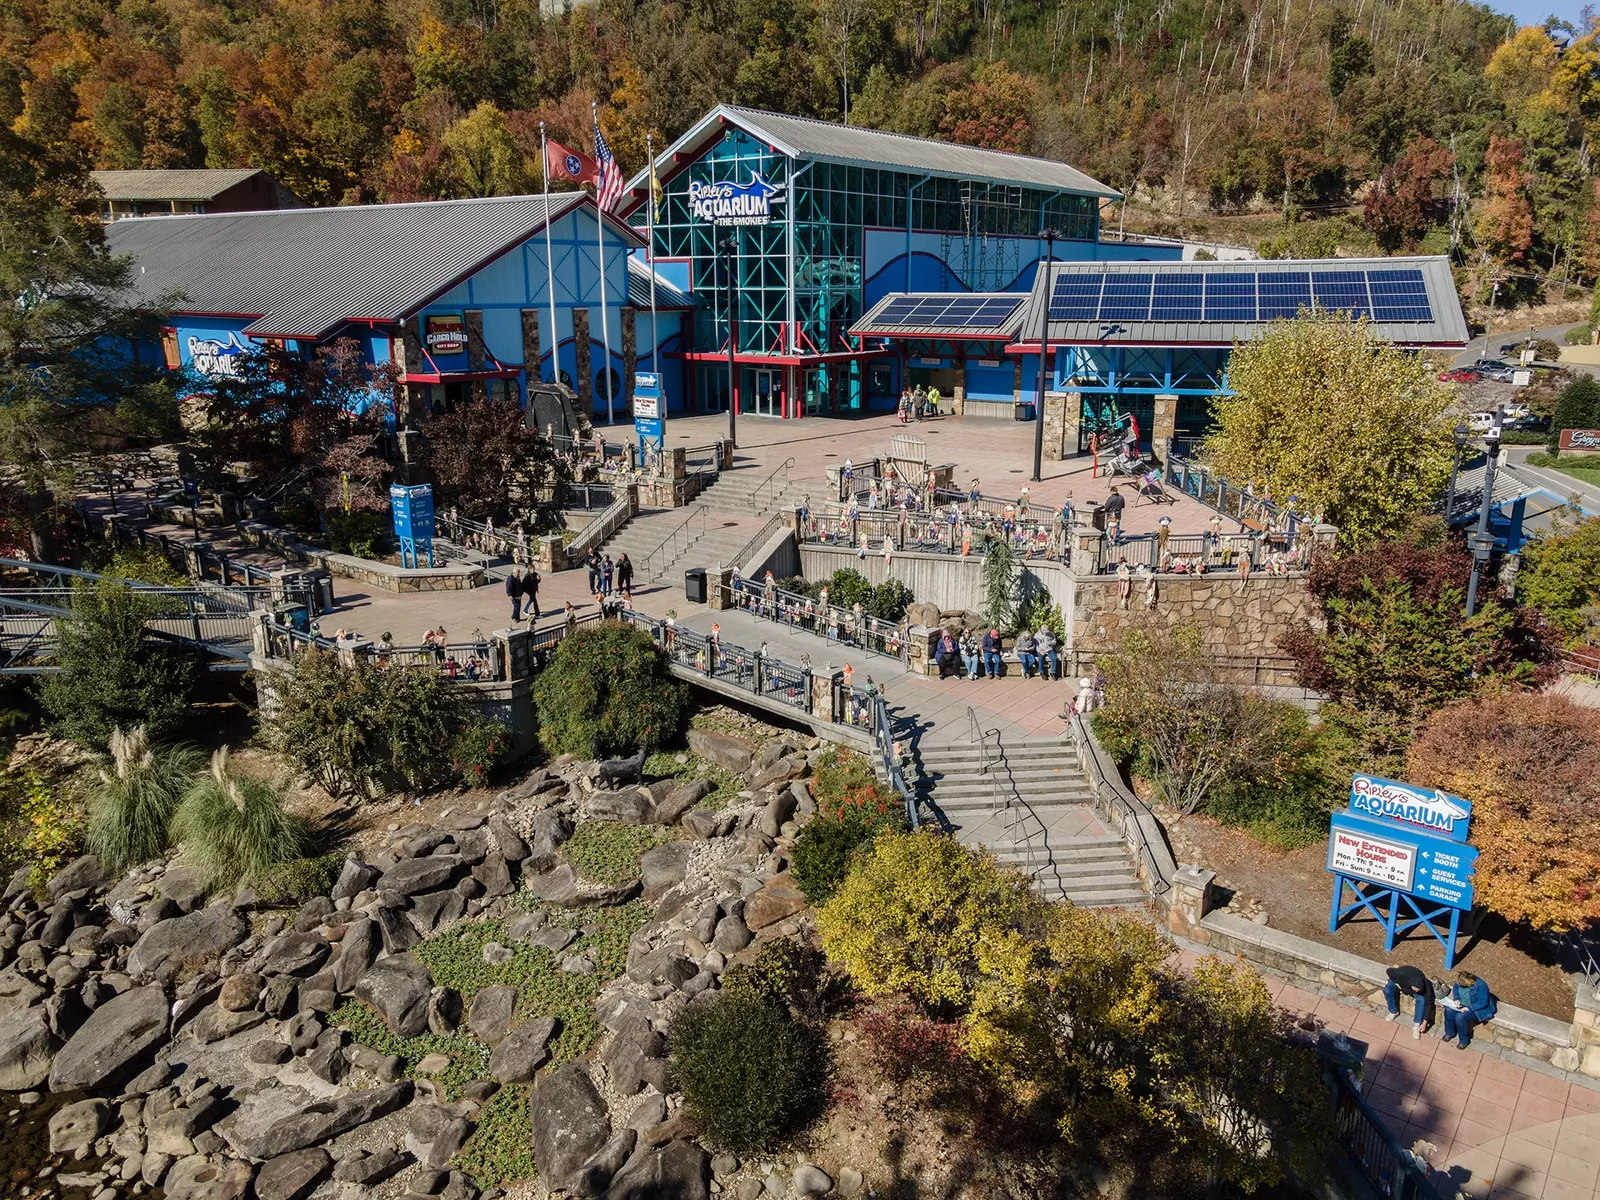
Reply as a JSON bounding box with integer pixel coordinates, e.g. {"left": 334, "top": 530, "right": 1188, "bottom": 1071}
{"left": 2, "top": 0, "right": 1597, "bottom": 302}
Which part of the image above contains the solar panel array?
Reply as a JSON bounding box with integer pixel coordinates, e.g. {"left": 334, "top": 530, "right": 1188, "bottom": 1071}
{"left": 869, "top": 294, "right": 1025, "bottom": 329}
{"left": 1047, "top": 267, "right": 1434, "bottom": 325}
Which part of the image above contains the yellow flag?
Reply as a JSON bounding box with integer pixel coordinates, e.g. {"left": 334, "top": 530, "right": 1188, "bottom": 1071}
{"left": 649, "top": 157, "right": 663, "bottom": 222}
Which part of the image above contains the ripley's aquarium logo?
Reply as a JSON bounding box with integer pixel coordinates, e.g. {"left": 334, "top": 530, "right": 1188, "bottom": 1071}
{"left": 689, "top": 174, "right": 785, "bottom": 226}
{"left": 1349, "top": 774, "right": 1471, "bottom": 838}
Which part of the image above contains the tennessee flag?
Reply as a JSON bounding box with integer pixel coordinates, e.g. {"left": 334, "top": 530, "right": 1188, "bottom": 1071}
{"left": 546, "top": 139, "right": 598, "bottom": 187}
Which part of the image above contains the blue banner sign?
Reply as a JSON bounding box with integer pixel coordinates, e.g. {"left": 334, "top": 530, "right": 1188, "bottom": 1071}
{"left": 1328, "top": 811, "right": 1478, "bottom": 911}
{"left": 1349, "top": 773, "right": 1472, "bottom": 843}
{"left": 689, "top": 174, "right": 785, "bottom": 226}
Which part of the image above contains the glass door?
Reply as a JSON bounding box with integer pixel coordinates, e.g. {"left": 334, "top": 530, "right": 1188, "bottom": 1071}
{"left": 753, "top": 369, "right": 780, "bottom": 417}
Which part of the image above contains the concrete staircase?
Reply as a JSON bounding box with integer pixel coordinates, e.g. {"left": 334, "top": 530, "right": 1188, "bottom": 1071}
{"left": 694, "top": 467, "right": 811, "bottom": 518}
{"left": 917, "top": 737, "right": 1147, "bottom": 908}
{"left": 598, "top": 507, "right": 770, "bottom": 585}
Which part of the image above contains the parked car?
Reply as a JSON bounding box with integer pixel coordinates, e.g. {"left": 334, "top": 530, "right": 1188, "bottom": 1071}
{"left": 1439, "top": 368, "right": 1477, "bottom": 383}
{"left": 1466, "top": 411, "right": 1498, "bottom": 434}
{"left": 1475, "top": 360, "right": 1516, "bottom": 383}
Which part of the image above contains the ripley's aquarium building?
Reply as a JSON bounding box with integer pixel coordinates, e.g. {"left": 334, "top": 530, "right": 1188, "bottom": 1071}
{"left": 109, "top": 103, "right": 1470, "bottom": 450}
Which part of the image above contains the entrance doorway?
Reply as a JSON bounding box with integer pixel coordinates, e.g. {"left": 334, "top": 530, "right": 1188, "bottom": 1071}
{"left": 751, "top": 368, "right": 781, "bottom": 417}
{"left": 803, "top": 369, "right": 825, "bottom": 415}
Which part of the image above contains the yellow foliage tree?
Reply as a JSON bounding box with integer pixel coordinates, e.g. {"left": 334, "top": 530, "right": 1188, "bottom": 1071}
{"left": 1485, "top": 26, "right": 1562, "bottom": 121}
{"left": 1203, "top": 310, "right": 1455, "bottom": 549}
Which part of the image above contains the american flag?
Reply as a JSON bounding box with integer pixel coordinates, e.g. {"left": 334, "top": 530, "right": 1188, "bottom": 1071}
{"left": 594, "top": 124, "right": 624, "bottom": 213}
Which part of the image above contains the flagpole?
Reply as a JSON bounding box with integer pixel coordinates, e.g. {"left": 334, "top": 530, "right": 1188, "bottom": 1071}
{"left": 539, "top": 122, "right": 559, "bottom": 387}
{"left": 647, "top": 132, "right": 659, "bottom": 378}
{"left": 592, "top": 102, "right": 615, "bottom": 427}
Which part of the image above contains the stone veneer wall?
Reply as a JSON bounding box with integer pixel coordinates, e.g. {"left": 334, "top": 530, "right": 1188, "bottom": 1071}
{"left": 1071, "top": 573, "right": 1319, "bottom": 657}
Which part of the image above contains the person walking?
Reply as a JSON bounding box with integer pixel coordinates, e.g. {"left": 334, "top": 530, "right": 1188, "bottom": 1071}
{"left": 586, "top": 550, "right": 602, "bottom": 595}
{"left": 524, "top": 566, "right": 541, "bottom": 622}
{"left": 615, "top": 553, "right": 633, "bottom": 593}
{"left": 1383, "top": 965, "right": 1435, "bottom": 1040}
{"left": 1103, "top": 484, "right": 1125, "bottom": 527}
{"left": 927, "top": 384, "right": 941, "bottom": 417}
{"left": 1441, "top": 971, "right": 1496, "bottom": 1049}
{"left": 982, "top": 627, "right": 1003, "bottom": 678}
{"left": 505, "top": 566, "right": 525, "bottom": 622}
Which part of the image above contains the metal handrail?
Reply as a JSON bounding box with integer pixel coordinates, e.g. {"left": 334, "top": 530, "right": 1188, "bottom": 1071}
{"left": 875, "top": 694, "right": 918, "bottom": 831}
{"left": 729, "top": 581, "right": 909, "bottom": 664}
{"left": 1065, "top": 710, "right": 1173, "bottom": 896}
{"left": 637, "top": 508, "right": 708, "bottom": 582}
{"left": 564, "top": 493, "right": 634, "bottom": 562}
{"left": 1332, "top": 1068, "right": 1445, "bottom": 1199}
{"left": 749, "top": 456, "right": 796, "bottom": 513}
{"left": 725, "top": 514, "right": 785, "bottom": 576}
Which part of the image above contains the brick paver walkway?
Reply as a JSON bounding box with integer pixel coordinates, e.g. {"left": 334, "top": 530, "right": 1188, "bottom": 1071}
{"left": 1177, "top": 947, "right": 1600, "bottom": 1199}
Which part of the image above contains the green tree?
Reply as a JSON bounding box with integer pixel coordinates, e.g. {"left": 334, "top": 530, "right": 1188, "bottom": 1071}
{"left": 1517, "top": 514, "right": 1600, "bottom": 643}
{"left": 1203, "top": 311, "right": 1455, "bottom": 549}
{"left": 442, "top": 102, "right": 531, "bottom": 196}
{"left": 40, "top": 580, "right": 196, "bottom": 748}
{"left": 531, "top": 621, "right": 684, "bottom": 758}
{"left": 982, "top": 538, "right": 1019, "bottom": 632}
{"left": 1549, "top": 376, "right": 1600, "bottom": 453}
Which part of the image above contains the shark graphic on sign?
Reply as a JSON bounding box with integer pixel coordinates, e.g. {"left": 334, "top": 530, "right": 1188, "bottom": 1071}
{"left": 187, "top": 332, "right": 251, "bottom": 377}
{"left": 1349, "top": 774, "right": 1472, "bottom": 842}
{"left": 689, "top": 174, "right": 786, "bottom": 226}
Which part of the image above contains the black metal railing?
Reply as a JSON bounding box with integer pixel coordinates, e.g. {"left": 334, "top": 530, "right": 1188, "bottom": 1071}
{"left": 727, "top": 581, "right": 910, "bottom": 664}
{"left": 1165, "top": 446, "right": 1314, "bottom": 544}
{"left": 1332, "top": 1069, "right": 1444, "bottom": 1199}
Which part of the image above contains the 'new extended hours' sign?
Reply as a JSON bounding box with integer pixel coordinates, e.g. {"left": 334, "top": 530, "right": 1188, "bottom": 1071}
{"left": 1327, "top": 775, "right": 1478, "bottom": 911}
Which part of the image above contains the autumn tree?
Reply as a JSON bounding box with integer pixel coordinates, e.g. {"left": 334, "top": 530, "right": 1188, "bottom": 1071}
{"left": 1517, "top": 514, "right": 1600, "bottom": 644}
{"left": 420, "top": 394, "right": 566, "bottom": 532}
{"left": 1203, "top": 311, "right": 1455, "bottom": 549}
{"left": 940, "top": 63, "right": 1034, "bottom": 152}
{"left": 1407, "top": 694, "right": 1600, "bottom": 932}
{"left": 1474, "top": 135, "right": 1534, "bottom": 267}
{"left": 1363, "top": 136, "right": 1454, "bottom": 252}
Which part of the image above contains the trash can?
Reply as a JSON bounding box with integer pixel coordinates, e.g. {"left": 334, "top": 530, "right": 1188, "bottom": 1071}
{"left": 1079, "top": 500, "right": 1106, "bottom": 532}
{"left": 684, "top": 567, "right": 707, "bottom": 604}
{"left": 1015, "top": 402, "right": 1036, "bottom": 421}
{"left": 310, "top": 570, "right": 335, "bottom": 616}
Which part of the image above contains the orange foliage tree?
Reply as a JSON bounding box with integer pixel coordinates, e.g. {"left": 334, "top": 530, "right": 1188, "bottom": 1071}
{"left": 1474, "top": 135, "right": 1534, "bottom": 267}
{"left": 1406, "top": 693, "right": 1600, "bottom": 932}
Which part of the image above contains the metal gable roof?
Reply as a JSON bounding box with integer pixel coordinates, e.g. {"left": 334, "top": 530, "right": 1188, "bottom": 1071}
{"left": 106, "top": 193, "right": 641, "bottom": 340}
{"left": 850, "top": 291, "right": 1028, "bottom": 341}
{"left": 620, "top": 104, "right": 1119, "bottom": 215}
{"left": 93, "top": 168, "right": 264, "bottom": 202}
{"left": 626, "top": 257, "right": 692, "bottom": 308}
{"left": 1010, "top": 256, "right": 1469, "bottom": 347}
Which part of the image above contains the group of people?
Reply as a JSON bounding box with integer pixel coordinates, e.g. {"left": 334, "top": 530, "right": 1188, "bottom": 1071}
{"left": 896, "top": 384, "right": 941, "bottom": 423}
{"left": 933, "top": 625, "right": 1062, "bottom": 681}
{"left": 1383, "top": 964, "right": 1497, "bottom": 1050}
{"left": 503, "top": 565, "right": 541, "bottom": 623}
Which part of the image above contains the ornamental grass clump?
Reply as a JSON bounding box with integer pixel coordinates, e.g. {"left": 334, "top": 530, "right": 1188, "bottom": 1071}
{"left": 85, "top": 726, "right": 201, "bottom": 871}
{"left": 171, "top": 748, "right": 306, "bottom": 891}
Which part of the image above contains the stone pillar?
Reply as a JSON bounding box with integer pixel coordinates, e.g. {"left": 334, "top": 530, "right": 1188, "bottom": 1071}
{"left": 392, "top": 317, "right": 427, "bottom": 424}
{"left": 667, "top": 447, "right": 686, "bottom": 480}
{"left": 1152, "top": 394, "right": 1178, "bottom": 463}
{"left": 706, "top": 566, "right": 734, "bottom": 610}
{"left": 1072, "top": 525, "right": 1105, "bottom": 574}
{"left": 953, "top": 357, "right": 967, "bottom": 414}
{"left": 1310, "top": 523, "right": 1339, "bottom": 558}
{"left": 1011, "top": 357, "right": 1023, "bottom": 405}
{"left": 1566, "top": 992, "right": 1600, "bottom": 1076}
{"left": 493, "top": 625, "right": 534, "bottom": 682}
{"left": 812, "top": 669, "right": 843, "bottom": 721}
{"left": 1041, "top": 391, "right": 1077, "bottom": 461}
{"left": 1165, "top": 864, "right": 1217, "bottom": 940}
{"left": 465, "top": 310, "right": 488, "bottom": 403}
{"left": 536, "top": 536, "right": 567, "bottom": 572}
{"left": 572, "top": 307, "right": 592, "bottom": 414}
{"left": 520, "top": 309, "right": 543, "bottom": 387}
{"left": 621, "top": 307, "right": 637, "bottom": 412}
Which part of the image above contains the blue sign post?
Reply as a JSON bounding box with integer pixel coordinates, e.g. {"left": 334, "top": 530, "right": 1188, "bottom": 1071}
{"left": 633, "top": 372, "right": 664, "bottom": 455}
{"left": 1327, "top": 775, "right": 1478, "bottom": 967}
{"left": 390, "top": 483, "right": 435, "bottom": 569}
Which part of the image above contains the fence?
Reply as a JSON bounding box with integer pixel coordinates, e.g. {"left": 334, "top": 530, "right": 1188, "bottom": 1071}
{"left": 259, "top": 620, "right": 507, "bottom": 683}
{"left": 1078, "top": 528, "right": 1304, "bottom": 576}
{"left": 563, "top": 492, "right": 635, "bottom": 563}
{"left": 1165, "top": 447, "right": 1313, "bottom": 544}
{"left": 727, "top": 581, "right": 910, "bottom": 665}
{"left": 1332, "top": 1067, "right": 1444, "bottom": 1199}
{"left": 800, "top": 507, "right": 1066, "bottom": 563}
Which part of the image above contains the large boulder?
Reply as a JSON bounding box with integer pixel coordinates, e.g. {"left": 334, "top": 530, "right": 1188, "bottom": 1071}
{"left": 330, "top": 857, "right": 381, "bottom": 902}
{"left": 742, "top": 873, "right": 807, "bottom": 931}
{"left": 653, "top": 779, "right": 713, "bottom": 825}
{"left": 332, "top": 918, "right": 378, "bottom": 994}
{"left": 525, "top": 863, "right": 640, "bottom": 908}
{"left": 155, "top": 863, "right": 210, "bottom": 912}
{"left": 749, "top": 755, "right": 807, "bottom": 792}
{"left": 162, "top": 1157, "right": 254, "bottom": 1200}
{"left": 253, "top": 1148, "right": 331, "bottom": 1200}
{"left": 128, "top": 905, "right": 249, "bottom": 979}
{"left": 905, "top": 601, "right": 942, "bottom": 629}
{"left": 46, "top": 854, "right": 111, "bottom": 902}
{"left": 258, "top": 931, "right": 329, "bottom": 977}
{"left": 48, "top": 1097, "right": 109, "bottom": 1155}
{"left": 0, "top": 969, "right": 46, "bottom": 1017}
{"left": 488, "top": 1016, "right": 559, "bottom": 1083}
{"left": 353, "top": 954, "right": 434, "bottom": 1037}
{"left": 49, "top": 984, "right": 169, "bottom": 1090}
{"left": 531, "top": 1063, "right": 611, "bottom": 1193}
{"left": 376, "top": 855, "right": 461, "bottom": 896}
{"left": 686, "top": 730, "right": 753, "bottom": 774}
{"left": 638, "top": 842, "right": 692, "bottom": 900}
{"left": 603, "top": 1139, "right": 709, "bottom": 1200}
{"left": 0, "top": 1005, "right": 55, "bottom": 1089}
{"left": 467, "top": 985, "right": 518, "bottom": 1047}
{"left": 588, "top": 789, "right": 654, "bottom": 824}
{"left": 225, "top": 1080, "right": 413, "bottom": 1160}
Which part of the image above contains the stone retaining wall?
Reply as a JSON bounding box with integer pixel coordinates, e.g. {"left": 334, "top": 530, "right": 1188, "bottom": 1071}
{"left": 235, "top": 520, "right": 484, "bottom": 592}
{"left": 1071, "top": 572, "right": 1318, "bottom": 658}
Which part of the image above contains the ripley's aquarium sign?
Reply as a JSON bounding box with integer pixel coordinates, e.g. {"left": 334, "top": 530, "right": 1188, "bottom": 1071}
{"left": 1349, "top": 774, "right": 1472, "bottom": 842}
{"left": 689, "top": 174, "right": 785, "bottom": 226}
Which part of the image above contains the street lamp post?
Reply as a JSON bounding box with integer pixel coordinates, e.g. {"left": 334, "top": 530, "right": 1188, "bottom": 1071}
{"left": 719, "top": 234, "right": 739, "bottom": 449}
{"left": 1464, "top": 406, "right": 1503, "bottom": 618}
{"left": 1443, "top": 423, "right": 1468, "bottom": 524}
{"left": 1031, "top": 228, "right": 1060, "bottom": 484}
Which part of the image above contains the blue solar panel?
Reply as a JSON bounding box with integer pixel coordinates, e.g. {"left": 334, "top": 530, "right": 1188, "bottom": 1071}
{"left": 1204, "top": 273, "right": 1257, "bottom": 322}
{"left": 869, "top": 294, "right": 1023, "bottom": 330}
{"left": 1258, "top": 271, "right": 1312, "bottom": 319}
{"left": 1151, "top": 274, "right": 1203, "bottom": 321}
{"left": 1100, "top": 273, "right": 1153, "bottom": 322}
{"left": 1311, "top": 271, "right": 1370, "bottom": 316}
{"left": 1049, "top": 275, "right": 1103, "bottom": 321}
{"left": 1368, "top": 268, "right": 1432, "bottom": 322}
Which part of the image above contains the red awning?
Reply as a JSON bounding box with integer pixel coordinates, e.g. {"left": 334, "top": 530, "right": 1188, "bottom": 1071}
{"left": 668, "top": 349, "right": 883, "bottom": 365}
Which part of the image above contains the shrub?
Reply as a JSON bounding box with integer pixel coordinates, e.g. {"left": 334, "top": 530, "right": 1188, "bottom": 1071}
{"left": 452, "top": 719, "right": 508, "bottom": 788}
{"left": 324, "top": 509, "right": 390, "bottom": 558}
{"left": 1, "top": 770, "right": 84, "bottom": 893}
{"left": 258, "top": 850, "right": 347, "bottom": 903}
{"left": 1549, "top": 376, "right": 1600, "bottom": 453}
{"left": 1565, "top": 325, "right": 1592, "bottom": 346}
{"left": 826, "top": 567, "right": 873, "bottom": 611}
{"left": 868, "top": 577, "right": 913, "bottom": 622}
{"left": 669, "top": 991, "right": 824, "bottom": 1154}
{"left": 1517, "top": 514, "right": 1600, "bottom": 644}
{"left": 171, "top": 749, "right": 307, "bottom": 892}
{"left": 271, "top": 649, "right": 494, "bottom": 795}
{"left": 1016, "top": 591, "right": 1065, "bottom": 641}
{"left": 817, "top": 831, "right": 1047, "bottom": 1015}
{"left": 856, "top": 995, "right": 966, "bottom": 1088}
{"left": 81, "top": 545, "right": 187, "bottom": 586}
{"left": 40, "top": 579, "right": 196, "bottom": 748}
{"left": 791, "top": 778, "right": 907, "bottom": 904}
{"left": 720, "top": 939, "right": 837, "bottom": 1023}
{"left": 532, "top": 621, "right": 684, "bottom": 759}
{"left": 85, "top": 727, "right": 201, "bottom": 871}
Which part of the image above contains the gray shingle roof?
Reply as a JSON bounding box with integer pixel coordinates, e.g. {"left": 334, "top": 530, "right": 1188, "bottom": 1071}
{"left": 621, "top": 104, "right": 1119, "bottom": 211}
{"left": 92, "top": 169, "right": 264, "bottom": 202}
{"left": 106, "top": 193, "right": 642, "bottom": 340}
{"left": 626, "top": 256, "right": 692, "bottom": 308}
{"left": 1011, "top": 256, "right": 1468, "bottom": 347}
